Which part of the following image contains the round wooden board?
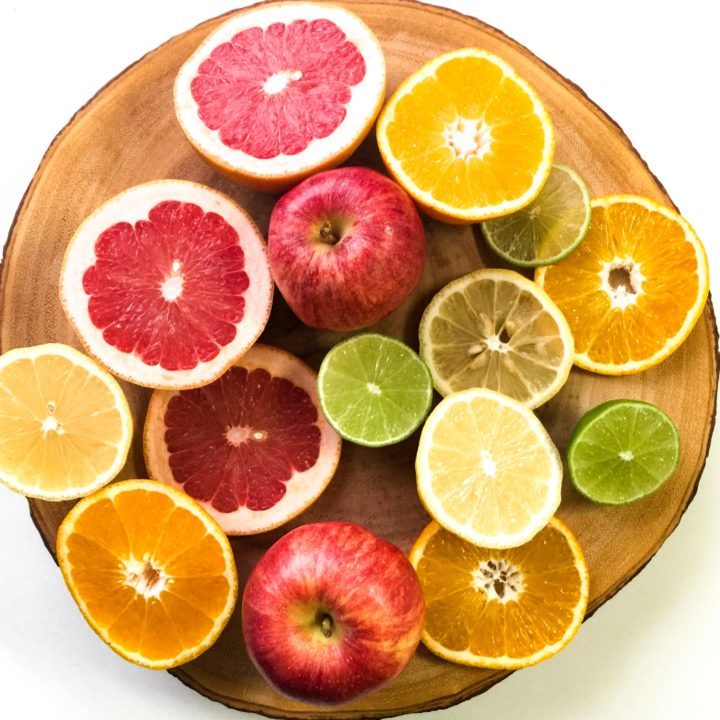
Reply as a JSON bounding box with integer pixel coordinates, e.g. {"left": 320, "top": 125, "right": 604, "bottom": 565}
{"left": 1, "top": 1, "right": 717, "bottom": 717}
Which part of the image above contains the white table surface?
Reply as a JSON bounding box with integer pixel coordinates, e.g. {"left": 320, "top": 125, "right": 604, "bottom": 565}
{"left": 1, "top": 1, "right": 717, "bottom": 718}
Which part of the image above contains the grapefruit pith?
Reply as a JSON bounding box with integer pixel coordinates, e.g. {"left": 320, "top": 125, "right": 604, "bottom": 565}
{"left": 60, "top": 180, "right": 273, "bottom": 390}
{"left": 174, "top": 2, "right": 386, "bottom": 191}
{"left": 144, "top": 344, "right": 342, "bottom": 535}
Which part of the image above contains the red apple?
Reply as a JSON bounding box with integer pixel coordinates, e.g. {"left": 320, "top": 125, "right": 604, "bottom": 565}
{"left": 268, "top": 167, "right": 426, "bottom": 331}
{"left": 242, "top": 521, "right": 425, "bottom": 705}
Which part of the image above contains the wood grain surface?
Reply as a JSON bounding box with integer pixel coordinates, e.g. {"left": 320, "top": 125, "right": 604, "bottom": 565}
{"left": 1, "top": 1, "right": 717, "bottom": 718}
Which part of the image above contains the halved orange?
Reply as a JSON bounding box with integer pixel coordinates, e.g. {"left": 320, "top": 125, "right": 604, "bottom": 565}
{"left": 377, "top": 48, "right": 554, "bottom": 223}
{"left": 56, "top": 479, "right": 238, "bottom": 669}
{"left": 536, "top": 195, "right": 709, "bottom": 374}
{"left": 409, "top": 518, "right": 589, "bottom": 669}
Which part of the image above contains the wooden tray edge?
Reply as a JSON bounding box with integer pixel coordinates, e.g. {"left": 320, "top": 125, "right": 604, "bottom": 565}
{"left": 5, "top": 1, "right": 719, "bottom": 718}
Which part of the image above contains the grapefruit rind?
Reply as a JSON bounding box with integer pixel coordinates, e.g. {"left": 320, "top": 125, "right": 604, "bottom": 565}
{"left": 174, "top": 2, "right": 386, "bottom": 191}
{"left": 60, "top": 180, "right": 273, "bottom": 390}
{"left": 0, "top": 343, "right": 133, "bottom": 501}
{"left": 56, "top": 479, "right": 238, "bottom": 670}
{"left": 144, "top": 344, "right": 342, "bottom": 535}
{"left": 535, "top": 194, "right": 710, "bottom": 375}
{"left": 377, "top": 48, "right": 555, "bottom": 223}
{"left": 409, "top": 517, "right": 589, "bottom": 669}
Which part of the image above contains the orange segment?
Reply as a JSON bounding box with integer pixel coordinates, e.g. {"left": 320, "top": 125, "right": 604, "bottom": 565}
{"left": 377, "top": 49, "right": 554, "bottom": 222}
{"left": 410, "top": 518, "right": 589, "bottom": 668}
{"left": 56, "top": 479, "right": 238, "bottom": 669}
{"left": 535, "top": 195, "right": 709, "bottom": 374}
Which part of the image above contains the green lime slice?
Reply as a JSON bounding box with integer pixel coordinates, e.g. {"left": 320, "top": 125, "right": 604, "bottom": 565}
{"left": 481, "top": 164, "right": 591, "bottom": 267}
{"left": 317, "top": 333, "right": 433, "bottom": 447}
{"left": 567, "top": 399, "right": 680, "bottom": 505}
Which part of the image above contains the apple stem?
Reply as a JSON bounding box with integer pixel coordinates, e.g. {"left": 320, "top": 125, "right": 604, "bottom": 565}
{"left": 319, "top": 221, "right": 338, "bottom": 245}
{"left": 319, "top": 613, "right": 334, "bottom": 638}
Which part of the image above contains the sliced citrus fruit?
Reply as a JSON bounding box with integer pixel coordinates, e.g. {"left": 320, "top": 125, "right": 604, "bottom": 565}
{"left": 376, "top": 48, "right": 554, "bottom": 223}
{"left": 0, "top": 343, "right": 132, "bottom": 501}
{"left": 317, "top": 333, "right": 433, "bottom": 447}
{"left": 57, "top": 479, "right": 238, "bottom": 669}
{"left": 144, "top": 344, "right": 341, "bottom": 535}
{"left": 60, "top": 180, "right": 273, "bottom": 389}
{"left": 535, "top": 195, "right": 709, "bottom": 374}
{"left": 481, "top": 164, "right": 591, "bottom": 267}
{"left": 568, "top": 399, "right": 680, "bottom": 504}
{"left": 416, "top": 388, "right": 562, "bottom": 549}
{"left": 175, "top": 2, "right": 386, "bottom": 191}
{"left": 419, "top": 269, "right": 574, "bottom": 408}
{"left": 409, "top": 517, "right": 589, "bottom": 669}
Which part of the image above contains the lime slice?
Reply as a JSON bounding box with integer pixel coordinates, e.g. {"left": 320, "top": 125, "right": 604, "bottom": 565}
{"left": 317, "top": 333, "right": 433, "bottom": 447}
{"left": 419, "top": 269, "right": 574, "bottom": 409}
{"left": 567, "top": 399, "right": 680, "bottom": 504}
{"left": 481, "top": 164, "right": 591, "bottom": 267}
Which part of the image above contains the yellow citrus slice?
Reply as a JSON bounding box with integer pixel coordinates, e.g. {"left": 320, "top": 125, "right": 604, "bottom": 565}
{"left": 377, "top": 48, "right": 554, "bottom": 222}
{"left": 416, "top": 388, "right": 562, "bottom": 549}
{"left": 0, "top": 343, "right": 132, "bottom": 500}
{"left": 56, "top": 479, "right": 238, "bottom": 670}
{"left": 535, "top": 195, "right": 709, "bottom": 374}
{"left": 419, "top": 269, "right": 574, "bottom": 409}
{"left": 409, "top": 517, "right": 589, "bottom": 669}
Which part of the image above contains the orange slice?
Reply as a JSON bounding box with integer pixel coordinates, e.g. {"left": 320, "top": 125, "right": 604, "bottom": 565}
{"left": 0, "top": 343, "right": 132, "bottom": 501}
{"left": 409, "top": 518, "right": 589, "bottom": 669}
{"left": 536, "top": 195, "right": 709, "bottom": 374}
{"left": 56, "top": 479, "right": 238, "bottom": 669}
{"left": 377, "top": 48, "right": 554, "bottom": 223}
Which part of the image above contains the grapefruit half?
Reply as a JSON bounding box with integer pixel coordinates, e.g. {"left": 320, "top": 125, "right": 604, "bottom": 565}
{"left": 174, "top": 2, "right": 386, "bottom": 191}
{"left": 144, "top": 344, "right": 342, "bottom": 535}
{"left": 60, "top": 180, "right": 273, "bottom": 389}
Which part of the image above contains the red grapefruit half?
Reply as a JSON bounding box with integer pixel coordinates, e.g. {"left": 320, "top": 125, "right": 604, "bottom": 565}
{"left": 174, "top": 2, "right": 386, "bottom": 191}
{"left": 60, "top": 180, "right": 273, "bottom": 389}
{"left": 144, "top": 344, "right": 342, "bottom": 535}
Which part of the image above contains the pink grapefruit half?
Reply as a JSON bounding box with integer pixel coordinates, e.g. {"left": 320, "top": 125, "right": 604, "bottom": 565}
{"left": 144, "top": 344, "right": 342, "bottom": 535}
{"left": 174, "top": 2, "right": 386, "bottom": 191}
{"left": 60, "top": 180, "right": 273, "bottom": 389}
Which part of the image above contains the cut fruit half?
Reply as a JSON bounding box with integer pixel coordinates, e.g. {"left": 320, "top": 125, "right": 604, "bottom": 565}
{"left": 0, "top": 343, "right": 132, "bottom": 501}
{"left": 60, "top": 180, "right": 273, "bottom": 389}
{"left": 419, "top": 269, "right": 574, "bottom": 408}
{"left": 57, "top": 479, "right": 238, "bottom": 669}
{"left": 567, "top": 399, "right": 680, "bottom": 504}
{"left": 416, "top": 388, "right": 563, "bottom": 549}
{"left": 377, "top": 48, "right": 554, "bottom": 222}
{"left": 481, "top": 164, "right": 591, "bottom": 267}
{"left": 175, "top": 2, "right": 386, "bottom": 191}
{"left": 144, "top": 344, "right": 341, "bottom": 534}
{"left": 409, "top": 517, "right": 589, "bottom": 669}
{"left": 317, "top": 333, "right": 433, "bottom": 447}
{"left": 535, "top": 195, "right": 709, "bottom": 374}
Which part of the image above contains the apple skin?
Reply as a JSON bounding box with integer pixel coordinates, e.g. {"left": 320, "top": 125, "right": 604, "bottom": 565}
{"left": 267, "top": 167, "right": 426, "bottom": 331}
{"left": 242, "top": 521, "right": 425, "bottom": 705}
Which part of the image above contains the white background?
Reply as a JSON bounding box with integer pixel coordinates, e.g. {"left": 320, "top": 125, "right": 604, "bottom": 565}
{"left": 0, "top": 1, "right": 718, "bottom": 718}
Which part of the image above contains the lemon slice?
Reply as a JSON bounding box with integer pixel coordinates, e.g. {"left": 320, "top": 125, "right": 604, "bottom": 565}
{"left": 416, "top": 388, "right": 562, "bottom": 549}
{"left": 0, "top": 343, "right": 132, "bottom": 500}
{"left": 419, "top": 269, "right": 574, "bottom": 408}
